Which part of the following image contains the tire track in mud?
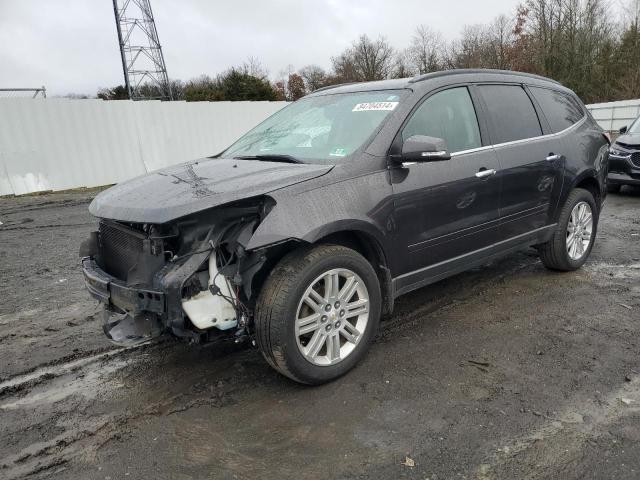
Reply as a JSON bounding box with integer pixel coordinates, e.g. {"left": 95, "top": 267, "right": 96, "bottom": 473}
{"left": 378, "top": 256, "right": 539, "bottom": 338}
{"left": 0, "top": 348, "right": 127, "bottom": 400}
{"left": 0, "top": 197, "right": 94, "bottom": 216}
{"left": 0, "top": 344, "right": 145, "bottom": 479}
{"left": 1, "top": 236, "right": 635, "bottom": 478}
{"left": 474, "top": 375, "right": 640, "bottom": 480}
{"left": 0, "top": 222, "right": 95, "bottom": 231}
{"left": 0, "top": 339, "right": 250, "bottom": 479}
{"left": 1, "top": 254, "right": 539, "bottom": 401}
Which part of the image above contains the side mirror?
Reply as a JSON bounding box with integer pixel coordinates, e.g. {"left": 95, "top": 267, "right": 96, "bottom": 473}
{"left": 620, "top": 125, "right": 628, "bottom": 134}
{"left": 401, "top": 135, "right": 451, "bottom": 162}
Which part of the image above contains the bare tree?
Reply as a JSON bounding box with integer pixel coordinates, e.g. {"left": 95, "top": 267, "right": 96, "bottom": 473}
{"left": 623, "top": 0, "right": 640, "bottom": 27}
{"left": 299, "top": 65, "right": 328, "bottom": 91}
{"left": 616, "top": 0, "right": 640, "bottom": 98}
{"left": 408, "top": 25, "right": 443, "bottom": 73}
{"left": 454, "top": 24, "right": 490, "bottom": 68}
{"left": 332, "top": 35, "right": 396, "bottom": 82}
{"left": 487, "top": 15, "right": 515, "bottom": 69}
{"left": 331, "top": 50, "right": 360, "bottom": 82}
{"left": 354, "top": 35, "right": 396, "bottom": 80}
{"left": 244, "top": 56, "right": 269, "bottom": 80}
{"left": 392, "top": 50, "right": 416, "bottom": 78}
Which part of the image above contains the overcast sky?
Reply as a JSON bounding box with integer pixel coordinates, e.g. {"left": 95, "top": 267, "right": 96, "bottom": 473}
{"left": 0, "top": 0, "right": 523, "bottom": 96}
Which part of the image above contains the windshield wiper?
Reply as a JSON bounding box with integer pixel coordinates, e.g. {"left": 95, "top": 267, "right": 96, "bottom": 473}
{"left": 233, "top": 154, "right": 303, "bottom": 164}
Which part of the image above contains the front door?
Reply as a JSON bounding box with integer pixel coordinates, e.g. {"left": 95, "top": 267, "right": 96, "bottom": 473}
{"left": 391, "top": 86, "right": 502, "bottom": 284}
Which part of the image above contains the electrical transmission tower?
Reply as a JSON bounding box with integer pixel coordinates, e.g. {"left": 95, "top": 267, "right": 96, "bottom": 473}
{"left": 112, "top": 0, "right": 172, "bottom": 100}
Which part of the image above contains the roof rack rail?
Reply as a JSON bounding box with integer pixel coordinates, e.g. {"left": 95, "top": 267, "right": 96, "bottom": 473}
{"left": 312, "top": 82, "right": 358, "bottom": 93}
{"left": 408, "top": 69, "right": 560, "bottom": 85}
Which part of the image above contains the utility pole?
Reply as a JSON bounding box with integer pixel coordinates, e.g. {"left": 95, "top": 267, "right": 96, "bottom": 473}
{"left": 112, "top": 0, "right": 172, "bottom": 100}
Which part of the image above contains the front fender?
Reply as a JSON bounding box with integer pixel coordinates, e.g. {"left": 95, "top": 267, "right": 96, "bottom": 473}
{"left": 245, "top": 170, "right": 395, "bottom": 263}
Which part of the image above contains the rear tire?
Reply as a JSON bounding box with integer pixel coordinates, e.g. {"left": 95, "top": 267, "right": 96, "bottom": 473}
{"left": 254, "top": 244, "right": 381, "bottom": 385}
{"left": 538, "top": 188, "right": 598, "bottom": 271}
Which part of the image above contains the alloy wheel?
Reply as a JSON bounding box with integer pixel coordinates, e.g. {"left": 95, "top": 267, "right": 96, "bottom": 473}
{"left": 566, "top": 201, "right": 593, "bottom": 260}
{"left": 295, "top": 268, "right": 369, "bottom": 366}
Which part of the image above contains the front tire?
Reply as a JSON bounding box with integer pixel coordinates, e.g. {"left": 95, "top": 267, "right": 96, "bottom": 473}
{"left": 254, "top": 244, "right": 381, "bottom": 385}
{"left": 538, "top": 188, "right": 599, "bottom": 271}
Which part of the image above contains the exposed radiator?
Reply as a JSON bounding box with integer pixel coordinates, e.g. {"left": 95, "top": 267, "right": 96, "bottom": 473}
{"left": 99, "top": 220, "right": 146, "bottom": 281}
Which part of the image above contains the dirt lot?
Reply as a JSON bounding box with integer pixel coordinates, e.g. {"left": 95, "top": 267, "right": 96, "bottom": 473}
{"left": 1, "top": 188, "right": 639, "bottom": 480}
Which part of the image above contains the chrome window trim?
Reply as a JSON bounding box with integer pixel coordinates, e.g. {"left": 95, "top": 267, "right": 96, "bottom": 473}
{"left": 450, "top": 114, "right": 587, "bottom": 158}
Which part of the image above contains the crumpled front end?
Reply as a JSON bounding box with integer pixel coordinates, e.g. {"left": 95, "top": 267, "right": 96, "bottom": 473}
{"left": 80, "top": 198, "right": 274, "bottom": 347}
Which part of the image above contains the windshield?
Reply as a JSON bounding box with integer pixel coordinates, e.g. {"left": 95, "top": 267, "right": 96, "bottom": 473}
{"left": 628, "top": 116, "right": 640, "bottom": 134}
{"left": 223, "top": 90, "right": 406, "bottom": 164}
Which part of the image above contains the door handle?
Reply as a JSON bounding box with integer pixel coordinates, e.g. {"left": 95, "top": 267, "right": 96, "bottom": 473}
{"left": 475, "top": 168, "right": 497, "bottom": 179}
{"left": 546, "top": 153, "right": 562, "bottom": 162}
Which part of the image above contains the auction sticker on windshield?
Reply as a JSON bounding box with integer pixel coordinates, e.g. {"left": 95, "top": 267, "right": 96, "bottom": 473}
{"left": 352, "top": 102, "right": 398, "bottom": 112}
{"left": 329, "top": 147, "right": 347, "bottom": 157}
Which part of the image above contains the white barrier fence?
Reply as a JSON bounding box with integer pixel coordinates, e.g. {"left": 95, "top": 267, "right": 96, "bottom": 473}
{"left": 1, "top": 96, "right": 637, "bottom": 196}
{"left": 586, "top": 99, "right": 640, "bottom": 133}
{"left": 0, "top": 98, "right": 287, "bottom": 196}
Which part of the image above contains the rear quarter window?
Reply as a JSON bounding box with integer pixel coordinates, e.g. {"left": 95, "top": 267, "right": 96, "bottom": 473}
{"left": 478, "top": 85, "right": 542, "bottom": 145}
{"left": 529, "top": 87, "right": 585, "bottom": 133}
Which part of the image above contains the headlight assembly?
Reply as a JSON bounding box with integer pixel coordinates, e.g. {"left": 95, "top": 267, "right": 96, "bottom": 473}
{"left": 609, "top": 145, "right": 631, "bottom": 157}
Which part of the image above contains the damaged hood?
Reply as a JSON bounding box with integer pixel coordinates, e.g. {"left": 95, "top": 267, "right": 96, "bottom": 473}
{"left": 90, "top": 158, "right": 333, "bottom": 223}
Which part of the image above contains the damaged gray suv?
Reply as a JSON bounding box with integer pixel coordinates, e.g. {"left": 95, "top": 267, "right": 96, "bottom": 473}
{"left": 82, "top": 69, "right": 609, "bottom": 384}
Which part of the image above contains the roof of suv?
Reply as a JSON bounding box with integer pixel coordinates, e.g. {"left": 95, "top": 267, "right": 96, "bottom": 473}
{"left": 309, "top": 69, "right": 564, "bottom": 96}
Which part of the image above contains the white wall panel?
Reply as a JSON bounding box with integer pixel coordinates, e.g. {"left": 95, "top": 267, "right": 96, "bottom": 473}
{"left": 586, "top": 99, "right": 640, "bottom": 133}
{"left": 0, "top": 98, "right": 287, "bottom": 195}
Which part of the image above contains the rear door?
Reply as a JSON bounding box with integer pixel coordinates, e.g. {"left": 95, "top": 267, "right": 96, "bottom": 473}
{"left": 477, "top": 84, "right": 565, "bottom": 239}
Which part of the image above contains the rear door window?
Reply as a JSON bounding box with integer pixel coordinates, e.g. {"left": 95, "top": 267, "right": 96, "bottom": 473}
{"left": 529, "top": 87, "right": 585, "bottom": 133}
{"left": 478, "top": 85, "right": 542, "bottom": 144}
{"left": 402, "top": 87, "right": 481, "bottom": 153}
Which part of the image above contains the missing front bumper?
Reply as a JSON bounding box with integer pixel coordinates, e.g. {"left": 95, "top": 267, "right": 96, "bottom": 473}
{"left": 82, "top": 257, "right": 167, "bottom": 345}
{"left": 103, "top": 308, "right": 164, "bottom": 346}
{"left": 82, "top": 257, "right": 165, "bottom": 314}
{"left": 82, "top": 252, "right": 241, "bottom": 345}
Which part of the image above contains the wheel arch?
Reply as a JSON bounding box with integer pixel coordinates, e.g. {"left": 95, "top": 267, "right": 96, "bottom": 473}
{"left": 572, "top": 170, "right": 604, "bottom": 208}
{"left": 554, "top": 169, "right": 603, "bottom": 225}
{"left": 314, "top": 228, "right": 393, "bottom": 316}
{"left": 248, "top": 222, "right": 394, "bottom": 316}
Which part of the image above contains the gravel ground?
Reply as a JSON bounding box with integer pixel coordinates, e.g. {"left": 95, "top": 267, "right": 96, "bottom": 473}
{"left": 0, "top": 187, "right": 639, "bottom": 480}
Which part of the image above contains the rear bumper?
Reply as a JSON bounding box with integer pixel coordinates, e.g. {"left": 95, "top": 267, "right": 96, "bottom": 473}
{"left": 82, "top": 257, "right": 165, "bottom": 314}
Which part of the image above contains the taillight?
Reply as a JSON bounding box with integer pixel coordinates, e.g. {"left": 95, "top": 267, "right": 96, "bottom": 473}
{"left": 603, "top": 132, "right": 611, "bottom": 144}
